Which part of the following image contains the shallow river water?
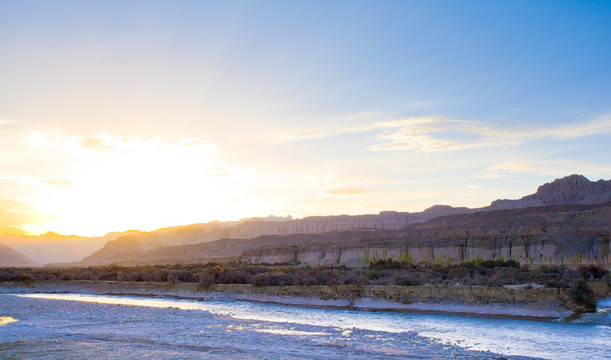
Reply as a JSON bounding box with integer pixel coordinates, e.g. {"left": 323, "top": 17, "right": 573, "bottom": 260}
{"left": 2, "top": 293, "right": 609, "bottom": 360}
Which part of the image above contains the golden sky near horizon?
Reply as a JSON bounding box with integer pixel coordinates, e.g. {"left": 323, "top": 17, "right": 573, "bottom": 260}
{"left": 1, "top": 1, "right": 610, "bottom": 236}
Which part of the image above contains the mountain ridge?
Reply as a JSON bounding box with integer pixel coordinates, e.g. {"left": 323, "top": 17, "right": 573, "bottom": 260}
{"left": 485, "top": 174, "right": 611, "bottom": 210}
{"left": 81, "top": 174, "right": 611, "bottom": 266}
{"left": 0, "top": 231, "right": 139, "bottom": 265}
{"left": 77, "top": 202, "right": 611, "bottom": 267}
{"left": 0, "top": 243, "right": 40, "bottom": 267}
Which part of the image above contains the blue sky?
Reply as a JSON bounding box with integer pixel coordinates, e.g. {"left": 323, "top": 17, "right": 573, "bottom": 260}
{"left": 1, "top": 1, "right": 610, "bottom": 235}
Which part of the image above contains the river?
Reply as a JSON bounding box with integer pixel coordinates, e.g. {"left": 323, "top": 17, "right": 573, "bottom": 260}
{"left": 1, "top": 293, "right": 610, "bottom": 359}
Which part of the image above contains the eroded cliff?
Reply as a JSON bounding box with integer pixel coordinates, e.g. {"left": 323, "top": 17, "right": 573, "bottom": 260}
{"left": 242, "top": 203, "right": 611, "bottom": 267}
{"left": 83, "top": 206, "right": 473, "bottom": 263}
{"left": 486, "top": 174, "right": 611, "bottom": 210}
{"left": 81, "top": 203, "right": 611, "bottom": 267}
{"left": 81, "top": 175, "right": 611, "bottom": 266}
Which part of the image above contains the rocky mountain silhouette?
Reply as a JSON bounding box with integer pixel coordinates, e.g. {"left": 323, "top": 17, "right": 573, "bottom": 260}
{"left": 486, "top": 174, "right": 611, "bottom": 210}
{"left": 0, "top": 243, "right": 39, "bottom": 267}
{"left": 78, "top": 174, "right": 611, "bottom": 266}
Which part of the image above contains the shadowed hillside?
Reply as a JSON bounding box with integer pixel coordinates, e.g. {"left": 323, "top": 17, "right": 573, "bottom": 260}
{"left": 80, "top": 175, "right": 611, "bottom": 266}
{"left": 0, "top": 243, "right": 39, "bottom": 267}
{"left": 78, "top": 202, "right": 611, "bottom": 267}
{"left": 83, "top": 206, "right": 473, "bottom": 264}
{"left": 486, "top": 174, "right": 611, "bottom": 210}
{"left": 0, "top": 231, "right": 138, "bottom": 265}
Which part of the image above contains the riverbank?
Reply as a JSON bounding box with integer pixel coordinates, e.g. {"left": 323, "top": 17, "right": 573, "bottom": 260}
{"left": 1, "top": 293, "right": 548, "bottom": 360}
{"left": 4, "top": 280, "right": 608, "bottom": 319}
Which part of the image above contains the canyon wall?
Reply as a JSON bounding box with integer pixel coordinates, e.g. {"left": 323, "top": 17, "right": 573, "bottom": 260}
{"left": 242, "top": 205, "right": 611, "bottom": 267}
{"left": 81, "top": 203, "right": 611, "bottom": 267}
{"left": 84, "top": 205, "right": 472, "bottom": 263}
{"left": 81, "top": 175, "right": 611, "bottom": 266}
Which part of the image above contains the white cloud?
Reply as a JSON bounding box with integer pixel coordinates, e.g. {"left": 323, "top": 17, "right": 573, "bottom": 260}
{"left": 480, "top": 162, "right": 540, "bottom": 179}
{"left": 79, "top": 132, "right": 218, "bottom": 153}
{"left": 179, "top": 137, "right": 219, "bottom": 152}
{"left": 366, "top": 117, "right": 483, "bottom": 152}
{"left": 25, "top": 131, "right": 51, "bottom": 147}
{"left": 545, "top": 114, "right": 611, "bottom": 139}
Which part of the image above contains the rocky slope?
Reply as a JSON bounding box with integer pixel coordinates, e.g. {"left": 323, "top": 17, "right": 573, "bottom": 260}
{"left": 0, "top": 243, "right": 39, "bottom": 267}
{"left": 241, "top": 203, "right": 611, "bottom": 267}
{"left": 1, "top": 231, "right": 136, "bottom": 265}
{"left": 81, "top": 174, "right": 611, "bottom": 266}
{"left": 84, "top": 206, "right": 473, "bottom": 264}
{"left": 80, "top": 202, "right": 611, "bottom": 267}
{"left": 486, "top": 174, "right": 611, "bottom": 210}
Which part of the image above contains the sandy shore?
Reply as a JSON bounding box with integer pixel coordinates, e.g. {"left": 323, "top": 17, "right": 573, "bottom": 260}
{"left": 0, "top": 291, "right": 543, "bottom": 360}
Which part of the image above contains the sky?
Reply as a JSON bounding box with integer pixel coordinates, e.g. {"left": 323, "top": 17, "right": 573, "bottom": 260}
{"left": 1, "top": 0, "right": 610, "bottom": 236}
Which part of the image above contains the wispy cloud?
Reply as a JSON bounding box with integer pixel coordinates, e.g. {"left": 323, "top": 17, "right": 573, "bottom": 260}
{"left": 480, "top": 162, "right": 540, "bottom": 179}
{"left": 471, "top": 114, "right": 611, "bottom": 141}
{"left": 366, "top": 117, "right": 487, "bottom": 152}
{"left": 479, "top": 160, "right": 611, "bottom": 179}
{"left": 0, "top": 175, "right": 45, "bottom": 186}
{"left": 267, "top": 115, "right": 495, "bottom": 151}
{"left": 268, "top": 112, "right": 611, "bottom": 153}
{"left": 369, "top": 114, "right": 611, "bottom": 152}
{"left": 324, "top": 187, "right": 369, "bottom": 196}
{"left": 44, "top": 178, "right": 78, "bottom": 189}
{"left": 79, "top": 132, "right": 218, "bottom": 153}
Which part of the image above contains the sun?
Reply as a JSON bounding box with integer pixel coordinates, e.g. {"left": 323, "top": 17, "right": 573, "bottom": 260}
{"left": 20, "top": 133, "right": 242, "bottom": 236}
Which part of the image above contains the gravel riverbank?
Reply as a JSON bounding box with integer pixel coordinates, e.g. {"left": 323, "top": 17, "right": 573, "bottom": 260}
{"left": 0, "top": 292, "right": 543, "bottom": 359}
{"left": 1, "top": 280, "right": 593, "bottom": 319}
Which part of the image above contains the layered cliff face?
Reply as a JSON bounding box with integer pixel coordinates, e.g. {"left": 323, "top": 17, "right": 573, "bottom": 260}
{"left": 82, "top": 222, "right": 238, "bottom": 263}
{"left": 84, "top": 206, "right": 473, "bottom": 264}
{"left": 217, "top": 206, "right": 473, "bottom": 238}
{"left": 0, "top": 243, "right": 39, "bottom": 267}
{"left": 81, "top": 174, "right": 611, "bottom": 266}
{"left": 241, "top": 203, "right": 611, "bottom": 267}
{"left": 487, "top": 174, "right": 611, "bottom": 210}
{"left": 81, "top": 203, "right": 611, "bottom": 267}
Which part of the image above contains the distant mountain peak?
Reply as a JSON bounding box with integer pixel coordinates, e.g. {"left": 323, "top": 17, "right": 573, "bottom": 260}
{"left": 536, "top": 174, "right": 593, "bottom": 193}
{"left": 424, "top": 204, "right": 457, "bottom": 211}
{"left": 487, "top": 174, "right": 611, "bottom": 210}
{"left": 0, "top": 243, "right": 39, "bottom": 267}
{"left": 238, "top": 215, "right": 294, "bottom": 223}
{"left": 70, "top": 174, "right": 611, "bottom": 266}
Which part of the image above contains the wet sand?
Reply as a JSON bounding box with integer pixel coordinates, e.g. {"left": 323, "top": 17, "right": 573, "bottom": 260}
{"left": 0, "top": 294, "right": 539, "bottom": 359}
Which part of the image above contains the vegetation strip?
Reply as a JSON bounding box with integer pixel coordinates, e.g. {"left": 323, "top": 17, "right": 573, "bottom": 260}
{"left": 2, "top": 260, "right": 609, "bottom": 317}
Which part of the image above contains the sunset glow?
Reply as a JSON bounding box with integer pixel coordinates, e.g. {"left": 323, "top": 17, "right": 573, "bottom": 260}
{"left": 1, "top": 1, "right": 610, "bottom": 236}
